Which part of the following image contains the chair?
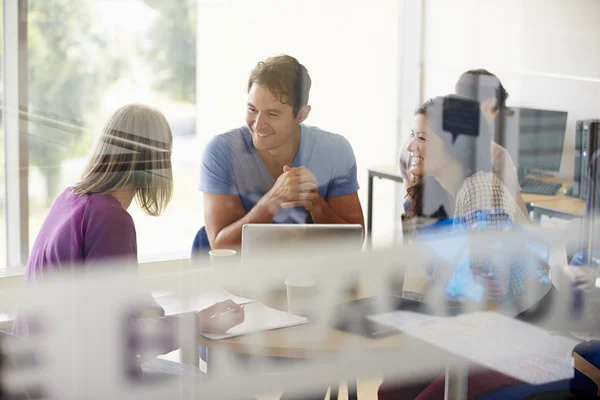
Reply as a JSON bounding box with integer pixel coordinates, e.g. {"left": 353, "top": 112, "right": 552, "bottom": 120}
{"left": 191, "top": 226, "right": 211, "bottom": 261}
{"left": 191, "top": 227, "right": 211, "bottom": 364}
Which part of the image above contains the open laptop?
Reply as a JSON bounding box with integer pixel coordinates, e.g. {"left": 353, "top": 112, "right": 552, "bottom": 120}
{"left": 333, "top": 295, "right": 464, "bottom": 338}
{"left": 241, "top": 223, "right": 364, "bottom": 261}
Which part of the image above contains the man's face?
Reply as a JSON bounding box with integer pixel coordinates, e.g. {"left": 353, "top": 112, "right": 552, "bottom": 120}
{"left": 246, "top": 83, "right": 300, "bottom": 151}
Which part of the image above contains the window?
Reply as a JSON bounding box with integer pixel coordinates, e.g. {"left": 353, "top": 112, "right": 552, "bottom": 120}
{"left": 196, "top": 0, "right": 402, "bottom": 246}
{"left": 26, "top": 0, "right": 200, "bottom": 262}
{"left": 6, "top": 0, "right": 409, "bottom": 267}
{"left": 0, "top": 0, "right": 5, "bottom": 267}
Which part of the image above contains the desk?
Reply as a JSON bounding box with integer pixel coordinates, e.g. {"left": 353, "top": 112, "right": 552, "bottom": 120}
{"left": 196, "top": 289, "right": 404, "bottom": 400}
{"left": 367, "top": 165, "right": 404, "bottom": 241}
{"left": 520, "top": 177, "right": 572, "bottom": 205}
{"left": 530, "top": 198, "right": 587, "bottom": 222}
{"left": 191, "top": 271, "right": 552, "bottom": 400}
{"left": 520, "top": 178, "right": 586, "bottom": 222}
{"left": 196, "top": 291, "right": 406, "bottom": 359}
{"left": 365, "top": 165, "right": 586, "bottom": 225}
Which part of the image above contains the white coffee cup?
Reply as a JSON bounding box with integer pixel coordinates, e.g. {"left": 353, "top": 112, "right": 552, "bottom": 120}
{"left": 209, "top": 249, "right": 237, "bottom": 266}
{"left": 285, "top": 275, "right": 318, "bottom": 317}
{"left": 209, "top": 249, "right": 239, "bottom": 294}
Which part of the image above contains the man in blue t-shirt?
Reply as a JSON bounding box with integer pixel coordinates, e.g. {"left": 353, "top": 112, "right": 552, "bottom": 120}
{"left": 199, "top": 54, "right": 364, "bottom": 249}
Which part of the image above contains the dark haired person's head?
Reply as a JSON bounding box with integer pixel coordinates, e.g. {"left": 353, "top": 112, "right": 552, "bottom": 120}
{"left": 405, "top": 95, "right": 492, "bottom": 218}
{"left": 245, "top": 54, "right": 312, "bottom": 151}
{"left": 408, "top": 95, "right": 492, "bottom": 179}
{"left": 455, "top": 69, "right": 510, "bottom": 115}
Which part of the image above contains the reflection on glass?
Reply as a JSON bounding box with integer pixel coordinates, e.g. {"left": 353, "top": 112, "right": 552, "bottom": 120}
{"left": 27, "top": 0, "right": 199, "bottom": 261}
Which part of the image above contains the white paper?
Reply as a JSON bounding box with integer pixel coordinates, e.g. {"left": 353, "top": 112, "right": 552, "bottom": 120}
{"left": 201, "top": 302, "right": 308, "bottom": 340}
{"left": 369, "top": 311, "right": 446, "bottom": 332}
{"left": 371, "top": 311, "right": 578, "bottom": 384}
{"left": 153, "top": 290, "right": 307, "bottom": 339}
{"left": 153, "top": 289, "right": 256, "bottom": 315}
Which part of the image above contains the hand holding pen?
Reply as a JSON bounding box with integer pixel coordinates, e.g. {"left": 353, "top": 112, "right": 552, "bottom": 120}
{"left": 196, "top": 299, "right": 245, "bottom": 334}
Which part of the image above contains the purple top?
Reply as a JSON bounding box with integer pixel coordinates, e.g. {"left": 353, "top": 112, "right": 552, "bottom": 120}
{"left": 24, "top": 188, "right": 138, "bottom": 280}
{"left": 13, "top": 188, "right": 181, "bottom": 362}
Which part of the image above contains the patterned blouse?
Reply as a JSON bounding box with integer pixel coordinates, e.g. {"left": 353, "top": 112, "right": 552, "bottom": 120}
{"left": 455, "top": 171, "right": 529, "bottom": 226}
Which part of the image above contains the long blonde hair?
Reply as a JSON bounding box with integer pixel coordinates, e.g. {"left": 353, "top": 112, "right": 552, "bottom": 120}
{"left": 72, "top": 104, "right": 173, "bottom": 216}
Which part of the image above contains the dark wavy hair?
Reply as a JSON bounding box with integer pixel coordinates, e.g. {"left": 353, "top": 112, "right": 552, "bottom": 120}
{"left": 406, "top": 99, "right": 434, "bottom": 219}
{"left": 405, "top": 95, "right": 492, "bottom": 219}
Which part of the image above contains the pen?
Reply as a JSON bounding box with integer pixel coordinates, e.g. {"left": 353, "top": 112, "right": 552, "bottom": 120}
{"left": 210, "top": 305, "right": 243, "bottom": 319}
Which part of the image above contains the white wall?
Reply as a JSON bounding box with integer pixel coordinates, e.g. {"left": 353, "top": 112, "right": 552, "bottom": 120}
{"left": 421, "top": 0, "right": 600, "bottom": 179}
{"left": 196, "top": 0, "right": 403, "bottom": 245}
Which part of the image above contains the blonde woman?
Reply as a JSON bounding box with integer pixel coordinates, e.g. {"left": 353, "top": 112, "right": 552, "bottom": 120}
{"left": 13, "top": 104, "right": 243, "bottom": 375}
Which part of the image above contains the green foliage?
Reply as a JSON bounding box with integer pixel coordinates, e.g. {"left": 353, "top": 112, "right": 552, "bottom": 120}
{"left": 141, "top": 0, "right": 196, "bottom": 103}
{"left": 27, "top": 0, "right": 121, "bottom": 201}
{"left": 23, "top": 0, "right": 196, "bottom": 203}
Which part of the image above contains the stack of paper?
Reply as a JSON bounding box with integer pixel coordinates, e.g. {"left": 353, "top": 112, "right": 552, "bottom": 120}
{"left": 154, "top": 289, "right": 308, "bottom": 340}
{"left": 370, "top": 311, "right": 578, "bottom": 384}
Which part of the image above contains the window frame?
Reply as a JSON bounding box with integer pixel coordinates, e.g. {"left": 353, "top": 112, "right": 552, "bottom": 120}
{"left": 3, "top": 0, "right": 29, "bottom": 268}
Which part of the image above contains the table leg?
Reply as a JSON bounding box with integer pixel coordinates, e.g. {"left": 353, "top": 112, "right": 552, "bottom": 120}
{"left": 327, "top": 382, "right": 356, "bottom": 400}
{"left": 444, "top": 365, "right": 468, "bottom": 400}
{"left": 180, "top": 314, "right": 200, "bottom": 369}
{"left": 533, "top": 209, "right": 542, "bottom": 223}
{"left": 205, "top": 348, "right": 211, "bottom": 375}
{"left": 347, "top": 380, "right": 358, "bottom": 400}
{"left": 329, "top": 385, "right": 338, "bottom": 400}
{"left": 367, "top": 172, "right": 374, "bottom": 246}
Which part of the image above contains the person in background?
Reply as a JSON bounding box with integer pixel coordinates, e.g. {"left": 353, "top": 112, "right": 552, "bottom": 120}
{"left": 200, "top": 54, "right": 364, "bottom": 250}
{"left": 403, "top": 95, "right": 527, "bottom": 224}
{"left": 384, "top": 245, "right": 597, "bottom": 400}
{"left": 399, "top": 69, "right": 528, "bottom": 217}
{"left": 402, "top": 95, "right": 532, "bottom": 307}
{"left": 381, "top": 96, "right": 555, "bottom": 400}
{"left": 12, "top": 104, "right": 244, "bottom": 378}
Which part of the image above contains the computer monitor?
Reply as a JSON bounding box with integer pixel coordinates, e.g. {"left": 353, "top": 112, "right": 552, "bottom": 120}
{"left": 515, "top": 107, "right": 568, "bottom": 173}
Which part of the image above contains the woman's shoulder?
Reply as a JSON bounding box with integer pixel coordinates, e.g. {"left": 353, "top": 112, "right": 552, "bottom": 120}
{"left": 458, "top": 171, "right": 498, "bottom": 194}
{"left": 458, "top": 171, "right": 508, "bottom": 199}
{"left": 457, "top": 172, "right": 529, "bottom": 223}
{"left": 82, "top": 192, "right": 134, "bottom": 228}
{"left": 462, "top": 171, "right": 516, "bottom": 196}
{"left": 463, "top": 171, "right": 496, "bottom": 184}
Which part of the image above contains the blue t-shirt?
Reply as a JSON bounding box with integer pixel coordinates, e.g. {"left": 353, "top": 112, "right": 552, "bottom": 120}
{"left": 199, "top": 124, "right": 359, "bottom": 224}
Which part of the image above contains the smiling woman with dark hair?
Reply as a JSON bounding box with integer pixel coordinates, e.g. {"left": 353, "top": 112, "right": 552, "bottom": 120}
{"left": 383, "top": 96, "right": 547, "bottom": 400}
{"left": 400, "top": 69, "right": 528, "bottom": 217}
{"left": 403, "top": 95, "right": 527, "bottom": 226}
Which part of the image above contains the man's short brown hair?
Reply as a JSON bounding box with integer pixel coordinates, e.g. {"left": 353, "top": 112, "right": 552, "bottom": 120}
{"left": 247, "top": 54, "right": 311, "bottom": 116}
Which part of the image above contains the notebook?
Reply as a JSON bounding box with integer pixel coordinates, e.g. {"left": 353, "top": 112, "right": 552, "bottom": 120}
{"left": 202, "top": 301, "right": 308, "bottom": 340}
{"left": 154, "top": 289, "right": 308, "bottom": 340}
